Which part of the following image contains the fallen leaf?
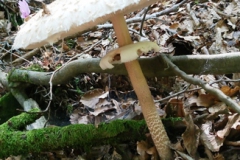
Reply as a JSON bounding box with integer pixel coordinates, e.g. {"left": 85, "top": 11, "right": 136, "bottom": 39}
{"left": 200, "top": 121, "right": 223, "bottom": 152}
{"left": 220, "top": 86, "right": 240, "bottom": 97}
{"left": 137, "top": 140, "right": 150, "bottom": 160}
{"left": 217, "top": 113, "right": 240, "bottom": 139}
{"left": 80, "top": 89, "right": 108, "bottom": 109}
{"left": 182, "top": 114, "right": 200, "bottom": 158}
{"left": 165, "top": 98, "right": 185, "bottom": 117}
{"left": 188, "top": 93, "right": 217, "bottom": 107}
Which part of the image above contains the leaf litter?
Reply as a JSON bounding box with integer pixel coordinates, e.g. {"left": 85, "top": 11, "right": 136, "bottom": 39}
{"left": 1, "top": 0, "right": 240, "bottom": 159}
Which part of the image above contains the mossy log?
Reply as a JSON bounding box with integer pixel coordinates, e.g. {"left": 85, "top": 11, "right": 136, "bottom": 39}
{"left": 0, "top": 109, "right": 147, "bottom": 158}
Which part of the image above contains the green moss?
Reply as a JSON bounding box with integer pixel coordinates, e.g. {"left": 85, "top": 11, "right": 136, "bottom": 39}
{"left": 0, "top": 118, "right": 147, "bottom": 158}
{"left": 26, "top": 64, "right": 44, "bottom": 72}
{"left": 8, "top": 69, "right": 30, "bottom": 84}
{"left": 73, "top": 78, "right": 84, "bottom": 95}
{"left": 66, "top": 39, "right": 76, "bottom": 49}
{"left": 66, "top": 104, "right": 73, "bottom": 114}
{"left": 163, "top": 116, "right": 183, "bottom": 124}
{"left": 0, "top": 93, "right": 22, "bottom": 124}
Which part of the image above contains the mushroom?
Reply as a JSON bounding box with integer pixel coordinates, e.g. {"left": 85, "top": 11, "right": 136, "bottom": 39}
{"left": 99, "top": 41, "right": 160, "bottom": 70}
{"left": 13, "top": 0, "right": 172, "bottom": 159}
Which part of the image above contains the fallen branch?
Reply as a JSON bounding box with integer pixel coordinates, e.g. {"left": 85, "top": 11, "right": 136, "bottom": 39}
{"left": 5, "top": 53, "right": 240, "bottom": 87}
{"left": 11, "top": 48, "right": 40, "bottom": 66}
{"left": 0, "top": 113, "right": 147, "bottom": 158}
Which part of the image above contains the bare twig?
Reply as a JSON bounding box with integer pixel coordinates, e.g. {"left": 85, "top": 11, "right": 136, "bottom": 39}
{"left": 139, "top": 5, "right": 150, "bottom": 36}
{"left": 11, "top": 48, "right": 40, "bottom": 66}
{"left": 0, "top": 46, "right": 31, "bottom": 64}
{"left": 43, "top": 39, "right": 103, "bottom": 113}
{"left": 97, "top": 0, "right": 187, "bottom": 29}
{"left": 155, "top": 77, "right": 240, "bottom": 104}
{"left": 161, "top": 54, "right": 240, "bottom": 113}
{"left": 154, "top": 85, "right": 202, "bottom": 103}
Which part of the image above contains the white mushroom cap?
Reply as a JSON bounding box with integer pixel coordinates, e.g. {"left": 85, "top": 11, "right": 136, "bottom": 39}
{"left": 13, "top": 0, "right": 159, "bottom": 49}
{"left": 99, "top": 41, "right": 160, "bottom": 70}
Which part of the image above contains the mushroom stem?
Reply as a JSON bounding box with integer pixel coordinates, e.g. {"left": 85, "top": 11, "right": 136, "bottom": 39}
{"left": 110, "top": 14, "right": 172, "bottom": 159}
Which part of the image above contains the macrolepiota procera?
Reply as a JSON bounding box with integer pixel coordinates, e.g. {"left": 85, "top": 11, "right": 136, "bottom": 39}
{"left": 13, "top": 0, "right": 172, "bottom": 159}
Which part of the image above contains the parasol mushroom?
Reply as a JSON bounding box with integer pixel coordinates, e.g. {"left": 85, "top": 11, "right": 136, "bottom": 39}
{"left": 99, "top": 41, "right": 160, "bottom": 70}
{"left": 13, "top": 0, "right": 172, "bottom": 159}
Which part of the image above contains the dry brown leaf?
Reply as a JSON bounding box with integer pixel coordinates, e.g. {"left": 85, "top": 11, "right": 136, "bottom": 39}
{"left": 189, "top": 86, "right": 239, "bottom": 108}
{"left": 165, "top": 98, "right": 185, "bottom": 117}
{"left": 182, "top": 114, "right": 200, "bottom": 158}
{"left": 62, "top": 42, "right": 69, "bottom": 52}
{"left": 111, "top": 99, "right": 121, "bottom": 113}
{"left": 169, "top": 23, "right": 179, "bottom": 29}
{"left": 133, "top": 102, "right": 142, "bottom": 116}
{"left": 89, "top": 31, "right": 102, "bottom": 38}
{"left": 137, "top": 140, "right": 149, "bottom": 160}
{"left": 200, "top": 121, "right": 223, "bottom": 152}
{"left": 208, "top": 102, "right": 228, "bottom": 114}
{"left": 217, "top": 113, "right": 240, "bottom": 139}
{"left": 232, "top": 116, "right": 240, "bottom": 130}
{"left": 43, "top": 51, "right": 52, "bottom": 58}
{"left": 101, "top": 39, "right": 110, "bottom": 47}
{"left": 69, "top": 112, "right": 79, "bottom": 124}
{"left": 112, "top": 148, "right": 122, "bottom": 160}
{"left": 90, "top": 103, "right": 113, "bottom": 116}
{"left": 77, "top": 36, "right": 84, "bottom": 42}
{"left": 95, "top": 98, "right": 110, "bottom": 109}
{"left": 169, "top": 141, "right": 185, "bottom": 152}
{"left": 77, "top": 115, "right": 89, "bottom": 124}
{"left": 213, "top": 115, "right": 228, "bottom": 131}
{"left": 188, "top": 93, "right": 217, "bottom": 107}
{"left": 77, "top": 40, "right": 95, "bottom": 50}
{"left": 213, "top": 153, "right": 225, "bottom": 160}
{"left": 220, "top": 86, "right": 240, "bottom": 97}
{"left": 80, "top": 89, "right": 108, "bottom": 109}
{"left": 146, "top": 146, "right": 159, "bottom": 160}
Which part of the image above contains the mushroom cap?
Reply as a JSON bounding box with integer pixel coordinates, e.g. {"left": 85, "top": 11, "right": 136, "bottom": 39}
{"left": 13, "top": 0, "right": 159, "bottom": 49}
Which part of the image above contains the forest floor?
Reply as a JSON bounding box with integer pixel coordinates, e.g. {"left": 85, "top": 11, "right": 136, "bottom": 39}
{"left": 1, "top": 0, "right": 240, "bottom": 159}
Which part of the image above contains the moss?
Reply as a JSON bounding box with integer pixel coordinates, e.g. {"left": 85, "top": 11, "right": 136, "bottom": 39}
{"left": 7, "top": 68, "right": 16, "bottom": 81}
{"left": 66, "top": 39, "right": 76, "bottom": 49}
{"left": 163, "top": 117, "right": 183, "bottom": 123}
{"left": 0, "top": 119, "right": 147, "bottom": 158}
{"left": 25, "top": 64, "right": 44, "bottom": 72}
{"left": 8, "top": 69, "right": 30, "bottom": 84}
{"left": 66, "top": 104, "right": 73, "bottom": 114}
{"left": 0, "top": 107, "right": 41, "bottom": 131}
{"left": 0, "top": 93, "right": 22, "bottom": 124}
